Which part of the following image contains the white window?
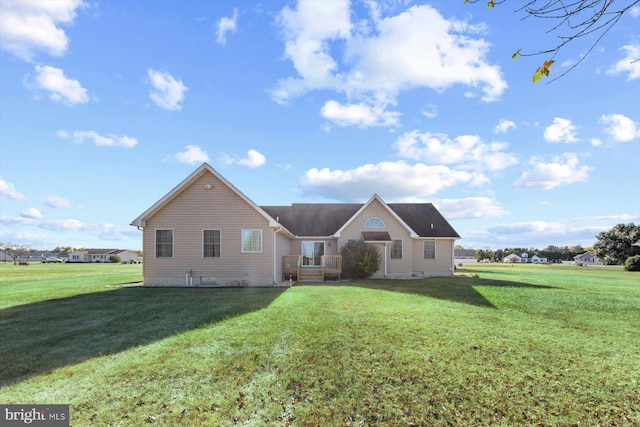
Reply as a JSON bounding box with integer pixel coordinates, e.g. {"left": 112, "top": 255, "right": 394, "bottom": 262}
{"left": 423, "top": 240, "right": 435, "bottom": 259}
{"left": 390, "top": 239, "right": 402, "bottom": 259}
{"left": 242, "top": 229, "right": 262, "bottom": 253}
{"left": 365, "top": 217, "right": 385, "bottom": 228}
{"left": 156, "top": 229, "right": 173, "bottom": 258}
{"left": 203, "top": 230, "right": 221, "bottom": 258}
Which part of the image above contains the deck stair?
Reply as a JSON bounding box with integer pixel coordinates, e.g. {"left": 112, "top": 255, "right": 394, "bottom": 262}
{"left": 298, "top": 268, "right": 324, "bottom": 282}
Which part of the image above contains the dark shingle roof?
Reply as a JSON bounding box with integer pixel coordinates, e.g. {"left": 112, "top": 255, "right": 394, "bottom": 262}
{"left": 262, "top": 204, "right": 362, "bottom": 236}
{"left": 388, "top": 203, "right": 460, "bottom": 238}
{"left": 261, "top": 202, "right": 459, "bottom": 238}
{"left": 362, "top": 231, "right": 392, "bottom": 241}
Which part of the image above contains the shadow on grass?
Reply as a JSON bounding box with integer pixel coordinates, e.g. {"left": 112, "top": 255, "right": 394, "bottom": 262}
{"left": 325, "top": 276, "right": 557, "bottom": 308}
{"left": 0, "top": 286, "right": 286, "bottom": 387}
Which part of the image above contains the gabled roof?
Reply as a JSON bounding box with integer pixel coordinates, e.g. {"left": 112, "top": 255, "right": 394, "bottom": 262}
{"left": 333, "top": 194, "right": 419, "bottom": 238}
{"left": 131, "top": 163, "right": 279, "bottom": 228}
{"left": 262, "top": 195, "right": 459, "bottom": 239}
{"left": 131, "top": 164, "right": 460, "bottom": 240}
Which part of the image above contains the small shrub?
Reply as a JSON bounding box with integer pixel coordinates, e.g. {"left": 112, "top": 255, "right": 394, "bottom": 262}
{"left": 109, "top": 255, "right": 121, "bottom": 264}
{"left": 341, "top": 240, "right": 381, "bottom": 279}
{"left": 624, "top": 255, "right": 640, "bottom": 271}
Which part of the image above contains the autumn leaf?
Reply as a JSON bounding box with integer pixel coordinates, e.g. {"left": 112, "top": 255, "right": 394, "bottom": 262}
{"left": 487, "top": 0, "right": 495, "bottom": 8}
{"left": 511, "top": 49, "right": 521, "bottom": 61}
{"left": 532, "top": 59, "right": 555, "bottom": 84}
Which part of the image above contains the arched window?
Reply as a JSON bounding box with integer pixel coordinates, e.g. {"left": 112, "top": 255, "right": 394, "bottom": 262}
{"left": 365, "top": 217, "right": 385, "bottom": 228}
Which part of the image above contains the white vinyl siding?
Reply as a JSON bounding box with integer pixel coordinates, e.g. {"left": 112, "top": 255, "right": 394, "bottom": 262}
{"left": 242, "top": 229, "right": 263, "bottom": 253}
{"left": 142, "top": 171, "right": 274, "bottom": 286}
{"left": 203, "top": 229, "right": 221, "bottom": 258}
{"left": 156, "top": 229, "right": 174, "bottom": 258}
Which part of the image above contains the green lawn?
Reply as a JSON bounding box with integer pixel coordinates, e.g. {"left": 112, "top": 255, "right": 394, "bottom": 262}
{"left": 1, "top": 263, "right": 638, "bottom": 426}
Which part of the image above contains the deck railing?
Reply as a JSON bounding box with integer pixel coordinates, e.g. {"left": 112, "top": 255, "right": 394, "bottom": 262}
{"left": 282, "top": 255, "right": 301, "bottom": 281}
{"left": 282, "top": 255, "right": 342, "bottom": 281}
{"left": 322, "top": 255, "right": 342, "bottom": 279}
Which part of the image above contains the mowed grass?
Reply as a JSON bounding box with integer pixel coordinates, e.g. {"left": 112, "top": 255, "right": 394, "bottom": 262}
{"left": 1, "top": 264, "right": 639, "bottom": 426}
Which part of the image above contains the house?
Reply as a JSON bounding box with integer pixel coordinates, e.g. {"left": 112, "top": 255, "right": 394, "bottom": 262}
{"left": 503, "top": 253, "right": 522, "bottom": 263}
{"left": 574, "top": 251, "right": 603, "bottom": 266}
{"left": 68, "top": 249, "right": 119, "bottom": 263}
{"left": 503, "top": 252, "right": 547, "bottom": 264}
{"left": 530, "top": 254, "right": 548, "bottom": 263}
{"left": 130, "top": 163, "right": 461, "bottom": 287}
{"left": 454, "top": 249, "right": 477, "bottom": 264}
{"left": 0, "top": 250, "right": 13, "bottom": 262}
{"left": 112, "top": 250, "right": 140, "bottom": 264}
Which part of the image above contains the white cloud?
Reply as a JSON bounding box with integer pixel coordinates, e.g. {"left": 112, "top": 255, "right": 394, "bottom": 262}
{"left": 169, "top": 145, "right": 210, "bottom": 165}
{"left": 223, "top": 149, "right": 267, "bottom": 169}
{"left": 0, "top": 215, "right": 87, "bottom": 231}
{"left": 147, "top": 69, "right": 187, "bottom": 111}
{"left": 300, "top": 161, "right": 485, "bottom": 201}
{"left": 273, "top": 2, "right": 507, "bottom": 116}
{"left": 494, "top": 119, "right": 516, "bottom": 134}
{"left": 543, "top": 117, "right": 579, "bottom": 143}
{"left": 421, "top": 104, "right": 438, "bottom": 119}
{"left": 574, "top": 214, "right": 640, "bottom": 222}
{"left": 320, "top": 100, "right": 400, "bottom": 127}
{"left": 58, "top": 129, "right": 138, "bottom": 148}
{"left": 20, "top": 208, "right": 42, "bottom": 219}
{"left": 0, "top": 178, "right": 25, "bottom": 201}
{"left": 600, "top": 113, "right": 640, "bottom": 142}
{"left": 514, "top": 153, "right": 592, "bottom": 190}
{"left": 487, "top": 221, "right": 606, "bottom": 244}
{"left": 0, "top": 0, "right": 84, "bottom": 61}
{"left": 631, "top": 6, "right": 640, "bottom": 18}
{"left": 607, "top": 44, "right": 640, "bottom": 80}
{"left": 45, "top": 195, "right": 72, "bottom": 209}
{"left": 590, "top": 138, "right": 603, "bottom": 147}
{"left": 395, "top": 131, "right": 518, "bottom": 172}
{"left": 216, "top": 8, "right": 238, "bottom": 45}
{"left": 28, "top": 65, "right": 89, "bottom": 106}
{"left": 434, "top": 197, "right": 509, "bottom": 219}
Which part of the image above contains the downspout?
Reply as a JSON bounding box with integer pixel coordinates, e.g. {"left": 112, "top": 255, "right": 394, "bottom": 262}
{"left": 384, "top": 242, "right": 388, "bottom": 278}
{"left": 273, "top": 227, "right": 281, "bottom": 285}
{"left": 451, "top": 241, "right": 455, "bottom": 276}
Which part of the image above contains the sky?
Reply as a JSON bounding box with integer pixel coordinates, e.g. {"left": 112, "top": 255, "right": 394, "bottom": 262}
{"left": 1, "top": 0, "right": 639, "bottom": 252}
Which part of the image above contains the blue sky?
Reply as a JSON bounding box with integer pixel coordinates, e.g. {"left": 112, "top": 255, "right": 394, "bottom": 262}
{"left": 1, "top": 0, "right": 639, "bottom": 251}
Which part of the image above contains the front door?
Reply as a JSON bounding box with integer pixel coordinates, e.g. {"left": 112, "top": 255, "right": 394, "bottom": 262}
{"left": 302, "top": 241, "right": 325, "bottom": 267}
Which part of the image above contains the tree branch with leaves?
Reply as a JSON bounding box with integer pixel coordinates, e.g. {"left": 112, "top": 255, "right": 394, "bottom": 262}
{"left": 465, "top": 0, "right": 640, "bottom": 82}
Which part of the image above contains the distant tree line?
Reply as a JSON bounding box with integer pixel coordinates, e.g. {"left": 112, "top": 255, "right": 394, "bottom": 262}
{"left": 472, "top": 246, "right": 587, "bottom": 263}
{"left": 458, "top": 223, "right": 640, "bottom": 268}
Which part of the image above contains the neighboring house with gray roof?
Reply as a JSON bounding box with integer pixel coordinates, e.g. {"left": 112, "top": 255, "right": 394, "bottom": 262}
{"left": 68, "top": 249, "right": 118, "bottom": 263}
{"left": 574, "top": 251, "right": 603, "bottom": 266}
{"left": 131, "top": 163, "right": 460, "bottom": 286}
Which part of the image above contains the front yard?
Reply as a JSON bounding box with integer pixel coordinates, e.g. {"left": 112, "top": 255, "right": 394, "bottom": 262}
{"left": 1, "top": 263, "right": 638, "bottom": 425}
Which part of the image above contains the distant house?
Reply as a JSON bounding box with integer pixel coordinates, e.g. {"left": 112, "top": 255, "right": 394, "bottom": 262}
{"left": 68, "top": 249, "right": 119, "bottom": 263}
{"left": 574, "top": 251, "right": 603, "bottom": 266}
{"left": 17, "top": 252, "right": 43, "bottom": 261}
{"left": 454, "top": 249, "right": 477, "bottom": 264}
{"left": 503, "top": 252, "right": 547, "bottom": 264}
{"left": 0, "top": 250, "right": 13, "bottom": 262}
{"left": 130, "top": 163, "right": 461, "bottom": 286}
{"left": 112, "top": 250, "right": 140, "bottom": 263}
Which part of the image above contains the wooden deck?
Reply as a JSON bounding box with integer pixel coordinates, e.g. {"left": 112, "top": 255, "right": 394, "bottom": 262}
{"left": 282, "top": 255, "right": 341, "bottom": 282}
